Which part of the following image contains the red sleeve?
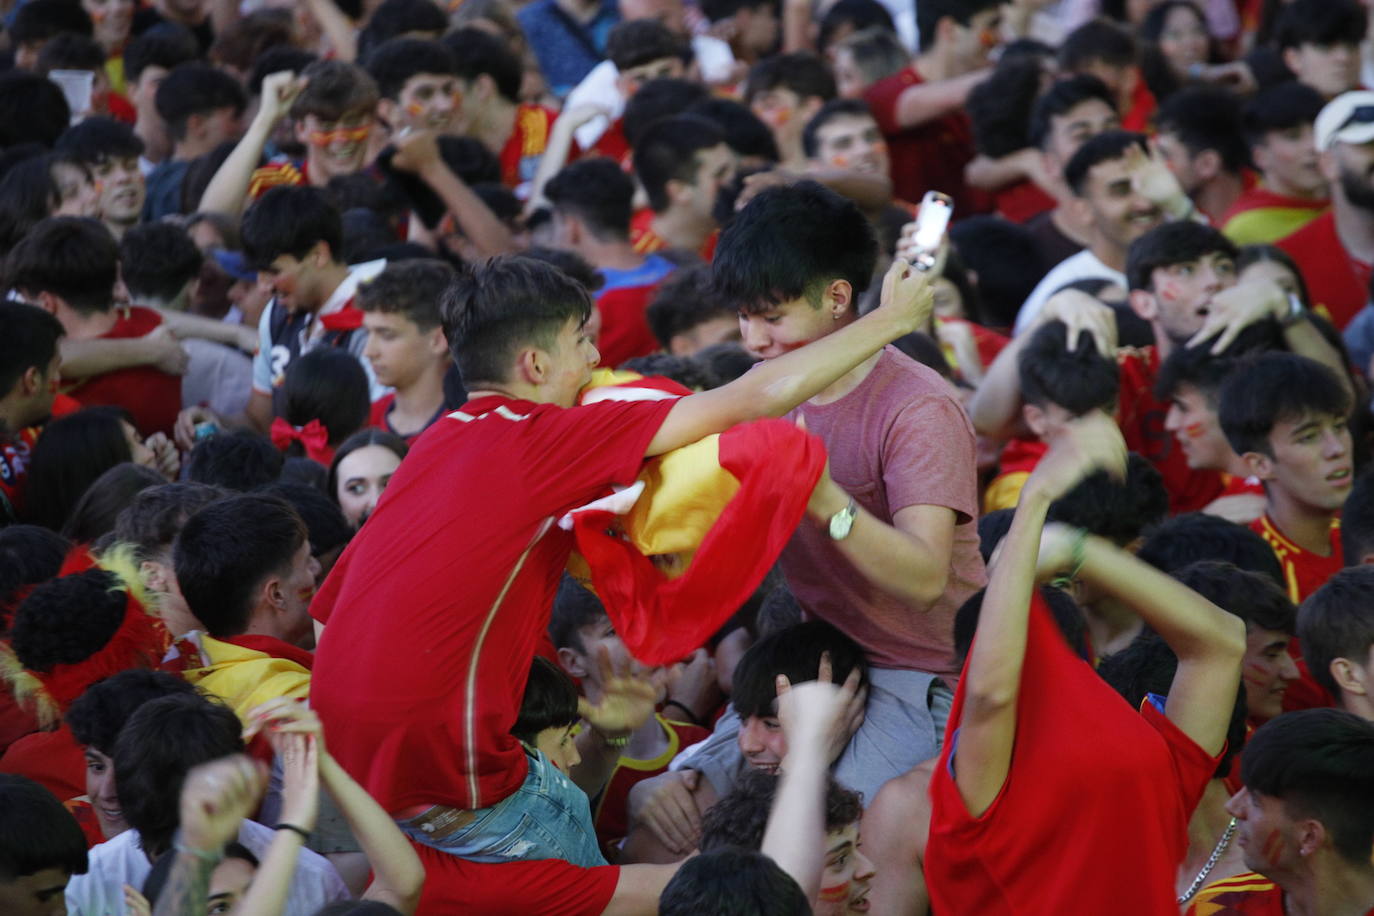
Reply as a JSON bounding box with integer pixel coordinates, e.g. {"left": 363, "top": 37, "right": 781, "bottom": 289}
{"left": 413, "top": 842, "right": 620, "bottom": 916}
{"left": 1140, "top": 701, "right": 1223, "bottom": 819}
{"left": 863, "top": 69, "right": 919, "bottom": 137}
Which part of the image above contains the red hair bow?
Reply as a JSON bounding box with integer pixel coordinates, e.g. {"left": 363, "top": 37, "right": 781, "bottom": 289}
{"left": 270, "top": 417, "right": 333, "bottom": 465}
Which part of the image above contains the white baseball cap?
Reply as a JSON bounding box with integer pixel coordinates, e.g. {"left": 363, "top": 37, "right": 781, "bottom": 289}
{"left": 1314, "top": 91, "right": 1374, "bottom": 150}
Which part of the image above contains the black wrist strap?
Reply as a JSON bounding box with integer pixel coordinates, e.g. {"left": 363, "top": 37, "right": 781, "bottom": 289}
{"left": 274, "top": 823, "right": 311, "bottom": 842}
{"left": 663, "top": 700, "right": 703, "bottom": 727}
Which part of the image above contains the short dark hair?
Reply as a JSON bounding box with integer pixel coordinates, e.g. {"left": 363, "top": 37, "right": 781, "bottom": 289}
{"left": 1029, "top": 75, "right": 1118, "bottom": 150}
{"left": 510, "top": 656, "right": 580, "bottom": 746}
{"left": 363, "top": 37, "right": 457, "bottom": 101}
{"left": 633, "top": 114, "right": 727, "bottom": 213}
{"left": 744, "top": 51, "right": 835, "bottom": 104}
{"left": 242, "top": 186, "right": 344, "bottom": 269}
{"left": 11, "top": 0, "right": 92, "bottom": 46}
{"left": 66, "top": 669, "right": 198, "bottom": 755}
{"left": 701, "top": 768, "right": 861, "bottom": 853}
{"left": 356, "top": 258, "right": 453, "bottom": 331}
{"left": 120, "top": 223, "right": 204, "bottom": 305}
{"left": 56, "top": 117, "right": 145, "bottom": 166}
{"left": 659, "top": 848, "right": 810, "bottom": 916}
{"left": 966, "top": 54, "right": 1045, "bottom": 158}
{"left": 155, "top": 64, "right": 247, "bottom": 142}
{"left": 646, "top": 264, "right": 735, "bottom": 350}
{"left": 112, "top": 483, "right": 227, "bottom": 563}
{"left": 521, "top": 245, "right": 603, "bottom": 293}
{"left": 606, "top": 19, "right": 689, "bottom": 72}
{"left": 443, "top": 27, "right": 521, "bottom": 104}
{"left": 1299, "top": 566, "right": 1374, "bottom": 698}
{"left": 0, "top": 302, "right": 64, "bottom": 401}
{"left": 1155, "top": 86, "right": 1248, "bottom": 175}
{"left": 173, "top": 493, "right": 308, "bottom": 638}
{"left": 1018, "top": 319, "right": 1120, "bottom": 414}
{"left": 1242, "top": 82, "right": 1325, "bottom": 151}
{"left": 1275, "top": 0, "right": 1366, "bottom": 52}
{"left": 185, "top": 431, "right": 285, "bottom": 491}
{"left": 124, "top": 26, "right": 199, "bottom": 86}
{"left": 0, "top": 71, "right": 70, "bottom": 148}
{"left": 1048, "top": 453, "right": 1168, "bottom": 546}
{"left": 800, "top": 98, "right": 874, "bottom": 159}
{"left": 10, "top": 568, "right": 132, "bottom": 674}
{"left": 0, "top": 775, "right": 87, "bottom": 882}
{"left": 1241, "top": 708, "right": 1374, "bottom": 865}
{"left": 1154, "top": 347, "right": 1247, "bottom": 407}
{"left": 714, "top": 181, "right": 876, "bottom": 314}
{"left": 620, "top": 353, "right": 716, "bottom": 389}
{"left": 61, "top": 463, "right": 164, "bottom": 545}
{"left": 549, "top": 575, "right": 607, "bottom": 654}
{"left": 440, "top": 256, "right": 591, "bottom": 386}
{"left": 258, "top": 481, "right": 352, "bottom": 558}
{"left": 1137, "top": 513, "right": 1286, "bottom": 587}
{"left": 701, "top": 0, "right": 779, "bottom": 23}
{"left": 623, "top": 79, "right": 711, "bottom": 148}
{"left": 955, "top": 585, "right": 1088, "bottom": 667}
{"left": 0, "top": 526, "right": 69, "bottom": 615}
{"left": 1064, "top": 130, "right": 1149, "bottom": 197}
{"left": 1126, "top": 221, "right": 1239, "bottom": 293}
{"left": 1341, "top": 470, "right": 1374, "bottom": 565}
{"left": 1059, "top": 18, "right": 1137, "bottom": 71}
{"left": 819, "top": 0, "right": 895, "bottom": 55}
{"left": 948, "top": 216, "right": 1045, "bottom": 329}
{"left": 359, "top": 0, "right": 448, "bottom": 56}
{"left": 1170, "top": 560, "right": 1296, "bottom": 635}
{"left": 546, "top": 158, "right": 635, "bottom": 241}
{"left": 113, "top": 692, "right": 244, "bottom": 857}
{"left": 1218, "top": 352, "right": 1352, "bottom": 458}
{"left": 4, "top": 216, "right": 117, "bottom": 315}
{"left": 689, "top": 97, "right": 780, "bottom": 164}
{"left": 291, "top": 59, "right": 380, "bottom": 122}
{"left": 731, "top": 620, "right": 868, "bottom": 720}
{"left": 34, "top": 33, "right": 104, "bottom": 74}
{"left": 915, "top": 0, "right": 1000, "bottom": 52}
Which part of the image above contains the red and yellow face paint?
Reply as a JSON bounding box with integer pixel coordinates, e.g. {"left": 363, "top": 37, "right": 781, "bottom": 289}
{"left": 307, "top": 124, "right": 372, "bottom": 147}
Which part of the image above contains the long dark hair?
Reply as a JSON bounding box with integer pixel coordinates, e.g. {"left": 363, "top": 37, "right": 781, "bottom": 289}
{"left": 22, "top": 406, "right": 138, "bottom": 532}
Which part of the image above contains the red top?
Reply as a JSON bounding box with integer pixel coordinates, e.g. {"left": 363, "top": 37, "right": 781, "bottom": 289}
{"left": 1121, "top": 77, "right": 1158, "bottom": 133}
{"left": 0, "top": 395, "right": 81, "bottom": 520}
{"left": 500, "top": 103, "right": 559, "bottom": 190}
{"left": 67, "top": 306, "right": 182, "bottom": 437}
{"left": 366, "top": 394, "right": 443, "bottom": 446}
{"left": 1117, "top": 346, "right": 1224, "bottom": 515}
{"left": 1220, "top": 186, "right": 1328, "bottom": 225}
{"left": 926, "top": 593, "right": 1220, "bottom": 915}
{"left": 595, "top": 283, "right": 664, "bottom": 368}
{"left": 310, "top": 394, "right": 675, "bottom": 812}
{"left": 0, "top": 723, "right": 85, "bottom": 803}
{"left": 994, "top": 180, "right": 1057, "bottom": 224}
{"left": 592, "top": 715, "right": 708, "bottom": 860}
{"left": 586, "top": 118, "right": 631, "bottom": 166}
{"left": 410, "top": 841, "right": 618, "bottom": 915}
{"left": 863, "top": 65, "right": 988, "bottom": 217}
{"left": 1277, "top": 211, "right": 1371, "bottom": 330}
{"left": 1185, "top": 872, "right": 1374, "bottom": 915}
{"left": 629, "top": 208, "right": 718, "bottom": 261}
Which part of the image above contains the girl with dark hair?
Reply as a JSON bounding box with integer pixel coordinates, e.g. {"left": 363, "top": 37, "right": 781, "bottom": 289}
{"left": 327, "top": 429, "right": 408, "bottom": 528}
{"left": 271, "top": 350, "right": 372, "bottom": 467}
{"left": 61, "top": 462, "right": 165, "bottom": 545}
{"left": 0, "top": 153, "right": 100, "bottom": 254}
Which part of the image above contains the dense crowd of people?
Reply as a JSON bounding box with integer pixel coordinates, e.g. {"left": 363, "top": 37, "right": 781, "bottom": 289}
{"left": 3, "top": 0, "right": 1374, "bottom": 913}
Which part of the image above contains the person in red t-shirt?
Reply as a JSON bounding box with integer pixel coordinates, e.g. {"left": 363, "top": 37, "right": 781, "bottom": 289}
{"left": 630, "top": 114, "right": 733, "bottom": 259}
{"left": 925, "top": 411, "right": 1245, "bottom": 915}
{"left": 0, "top": 304, "right": 65, "bottom": 522}
{"left": 1059, "top": 20, "right": 1157, "bottom": 133}
{"left": 1188, "top": 709, "right": 1374, "bottom": 916}
{"left": 745, "top": 52, "right": 834, "bottom": 172}
{"left": 308, "top": 249, "right": 939, "bottom": 911}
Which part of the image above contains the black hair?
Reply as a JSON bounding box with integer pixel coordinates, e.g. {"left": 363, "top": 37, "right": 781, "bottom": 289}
{"left": 689, "top": 97, "right": 780, "bottom": 164}
{"left": 1018, "top": 319, "right": 1120, "bottom": 414}
{"left": 700, "top": 769, "right": 862, "bottom": 853}
{"left": 247, "top": 46, "right": 319, "bottom": 98}
{"left": 0, "top": 526, "right": 68, "bottom": 618}
{"left": 1098, "top": 629, "right": 1248, "bottom": 779}
{"left": 443, "top": 27, "right": 522, "bottom": 104}
{"left": 546, "top": 158, "right": 635, "bottom": 241}
{"left": 818, "top": 0, "right": 894, "bottom": 54}
{"left": 11, "top": 0, "right": 92, "bottom": 46}
{"left": 21, "top": 406, "right": 136, "bottom": 532}
{"left": 1154, "top": 86, "right": 1248, "bottom": 175}
{"left": 61, "top": 463, "right": 164, "bottom": 545}
{"left": 915, "top": 0, "right": 1000, "bottom": 53}
{"left": 242, "top": 186, "right": 343, "bottom": 270}
{"left": 646, "top": 263, "right": 735, "bottom": 351}
{"left": 1342, "top": 469, "right": 1374, "bottom": 566}
{"left": 282, "top": 349, "right": 370, "bottom": 450}
{"left": 437, "top": 135, "right": 503, "bottom": 188}
{"left": 521, "top": 245, "right": 603, "bottom": 293}
{"left": 701, "top": 0, "right": 780, "bottom": 23}
{"left": 56, "top": 117, "right": 145, "bottom": 166}
{"left": 0, "top": 301, "right": 64, "bottom": 402}
{"left": 947, "top": 216, "right": 1045, "bottom": 330}
{"left": 510, "top": 656, "right": 580, "bottom": 746}
{"left": 178, "top": 140, "right": 237, "bottom": 217}
{"left": 0, "top": 71, "right": 70, "bottom": 149}
{"left": 1048, "top": 453, "right": 1168, "bottom": 546}
{"left": 363, "top": 37, "right": 457, "bottom": 101}
{"left": 1235, "top": 243, "right": 1314, "bottom": 310}
{"left": 714, "top": 181, "right": 876, "bottom": 314}
{"left": 0, "top": 775, "right": 87, "bottom": 882}
{"left": 1029, "top": 74, "right": 1118, "bottom": 151}
{"left": 440, "top": 255, "right": 591, "bottom": 386}
{"left": 4, "top": 216, "right": 117, "bottom": 316}
{"left": 1218, "top": 352, "right": 1352, "bottom": 458}
{"left": 1275, "top": 0, "right": 1366, "bottom": 52}
{"left": 977, "top": 508, "right": 1015, "bottom": 563}
{"left": 1153, "top": 336, "right": 1273, "bottom": 407}
{"left": 1125, "top": 220, "right": 1238, "bottom": 293}
{"left": 1064, "top": 130, "right": 1149, "bottom": 197}
{"left": 606, "top": 19, "right": 690, "bottom": 72}
{"left": 1059, "top": 18, "right": 1137, "bottom": 72}
{"left": 112, "top": 482, "right": 227, "bottom": 563}
{"left": 1242, "top": 81, "right": 1325, "bottom": 151}
{"left": 744, "top": 51, "right": 836, "bottom": 105}
{"left": 278, "top": 456, "right": 330, "bottom": 492}
{"left": 356, "top": 258, "right": 453, "bottom": 331}
{"left": 34, "top": 33, "right": 104, "bottom": 75}
{"left": 211, "top": 9, "right": 295, "bottom": 76}
{"left": 185, "top": 431, "right": 284, "bottom": 491}
{"left": 659, "top": 847, "right": 811, "bottom": 916}
{"left": 1137, "top": 513, "right": 1286, "bottom": 587}
{"left": 124, "top": 26, "right": 199, "bottom": 86}
{"left": 632, "top": 114, "right": 727, "bottom": 214}
{"left": 359, "top": 0, "right": 449, "bottom": 57}
{"left": 142, "top": 842, "right": 259, "bottom": 909}
{"left": 1241, "top": 708, "right": 1374, "bottom": 865}
{"left": 619, "top": 353, "right": 716, "bottom": 390}
{"left": 120, "top": 222, "right": 204, "bottom": 305}
{"left": 154, "top": 63, "right": 247, "bottom": 142}
{"left": 113, "top": 692, "right": 244, "bottom": 857}
{"left": 1300, "top": 566, "right": 1374, "bottom": 699}
{"left": 731, "top": 620, "right": 868, "bottom": 720}
{"left": 1171, "top": 560, "right": 1296, "bottom": 634}
{"left": 66, "top": 669, "right": 198, "bottom": 756}
{"left": 954, "top": 585, "right": 1088, "bottom": 668}
{"left": 0, "top": 155, "right": 61, "bottom": 255}
{"left": 800, "top": 98, "right": 874, "bottom": 159}
{"left": 966, "top": 54, "right": 1045, "bottom": 159}
{"left": 549, "top": 575, "right": 608, "bottom": 654}
{"left": 290, "top": 59, "right": 381, "bottom": 123}
{"left": 623, "top": 79, "right": 712, "bottom": 149}
{"left": 10, "top": 568, "right": 131, "bottom": 674}
{"left": 256, "top": 482, "right": 352, "bottom": 560}
{"left": 327, "top": 429, "right": 409, "bottom": 512}
{"left": 173, "top": 493, "right": 307, "bottom": 639}
{"left": 695, "top": 341, "right": 757, "bottom": 385}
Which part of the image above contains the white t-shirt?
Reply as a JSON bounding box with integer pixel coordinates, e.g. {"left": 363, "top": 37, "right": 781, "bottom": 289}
{"left": 1013, "top": 248, "right": 1125, "bottom": 336}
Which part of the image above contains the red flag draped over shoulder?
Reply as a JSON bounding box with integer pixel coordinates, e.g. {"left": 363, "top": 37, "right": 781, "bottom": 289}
{"left": 566, "top": 371, "right": 827, "bottom": 666}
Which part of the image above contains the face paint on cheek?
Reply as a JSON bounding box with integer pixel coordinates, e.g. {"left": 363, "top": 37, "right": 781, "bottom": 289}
{"left": 1183, "top": 422, "right": 1206, "bottom": 439}
{"left": 1261, "top": 829, "right": 1285, "bottom": 867}
{"left": 818, "top": 882, "right": 850, "bottom": 904}
{"left": 1242, "top": 661, "right": 1272, "bottom": 689}
{"left": 830, "top": 153, "right": 851, "bottom": 168}
{"left": 297, "top": 585, "right": 316, "bottom": 604}
{"left": 307, "top": 125, "right": 372, "bottom": 147}
{"left": 1156, "top": 279, "right": 1183, "bottom": 303}
{"left": 405, "top": 102, "right": 426, "bottom": 118}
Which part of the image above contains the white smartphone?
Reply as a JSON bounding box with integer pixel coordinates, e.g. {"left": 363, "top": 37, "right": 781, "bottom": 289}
{"left": 909, "top": 191, "right": 953, "bottom": 272}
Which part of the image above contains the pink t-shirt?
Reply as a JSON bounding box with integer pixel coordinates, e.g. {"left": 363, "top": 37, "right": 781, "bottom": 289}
{"left": 782, "top": 347, "right": 985, "bottom": 677}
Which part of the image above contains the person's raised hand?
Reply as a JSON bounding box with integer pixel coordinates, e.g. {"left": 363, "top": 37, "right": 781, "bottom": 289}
{"left": 664, "top": 648, "right": 721, "bottom": 725}
{"left": 1025, "top": 409, "right": 1127, "bottom": 504}
{"left": 735, "top": 169, "right": 799, "bottom": 211}
{"left": 1123, "top": 141, "right": 1190, "bottom": 218}
{"left": 389, "top": 128, "right": 443, "bottom": 176}
{"left": 627, "top": 769, "right": 702, "bottom": 855}
{"left": 144, "top": 325, "right": 190, "bottom": 376}
{"left": 1186, "top": 275, "right": 1288, "bottom": 354}
{"left": 174, "top": 405, "right": 220, "bottom": 452}
{"left": 1037, "top": 288, "right": 1118, "bottom": 357}
{"left": 123, "top": 884, "right": 151, "bottom": 916}
{"left": 258, "top": 71, "right": 309, "bottom": 126}
{"left": 144, "top": 432, "right": 180, "bottom": 480}
{"left": 178, "top": 754, "right": 269, "bottom": 853}
{"left": 876, "top": 256, "right": 937, "bottom": 335}
{"left": 243, "top": 697, "right": 326, "bottom": 753}
{"left": 276, "top": 731, "right": 320, "bottom": 835}
{"left": 775, "top": 651, "right": 864, "bottom": 765}
{"left": 579, "top": 644, "right": 660, "bottom": 739}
